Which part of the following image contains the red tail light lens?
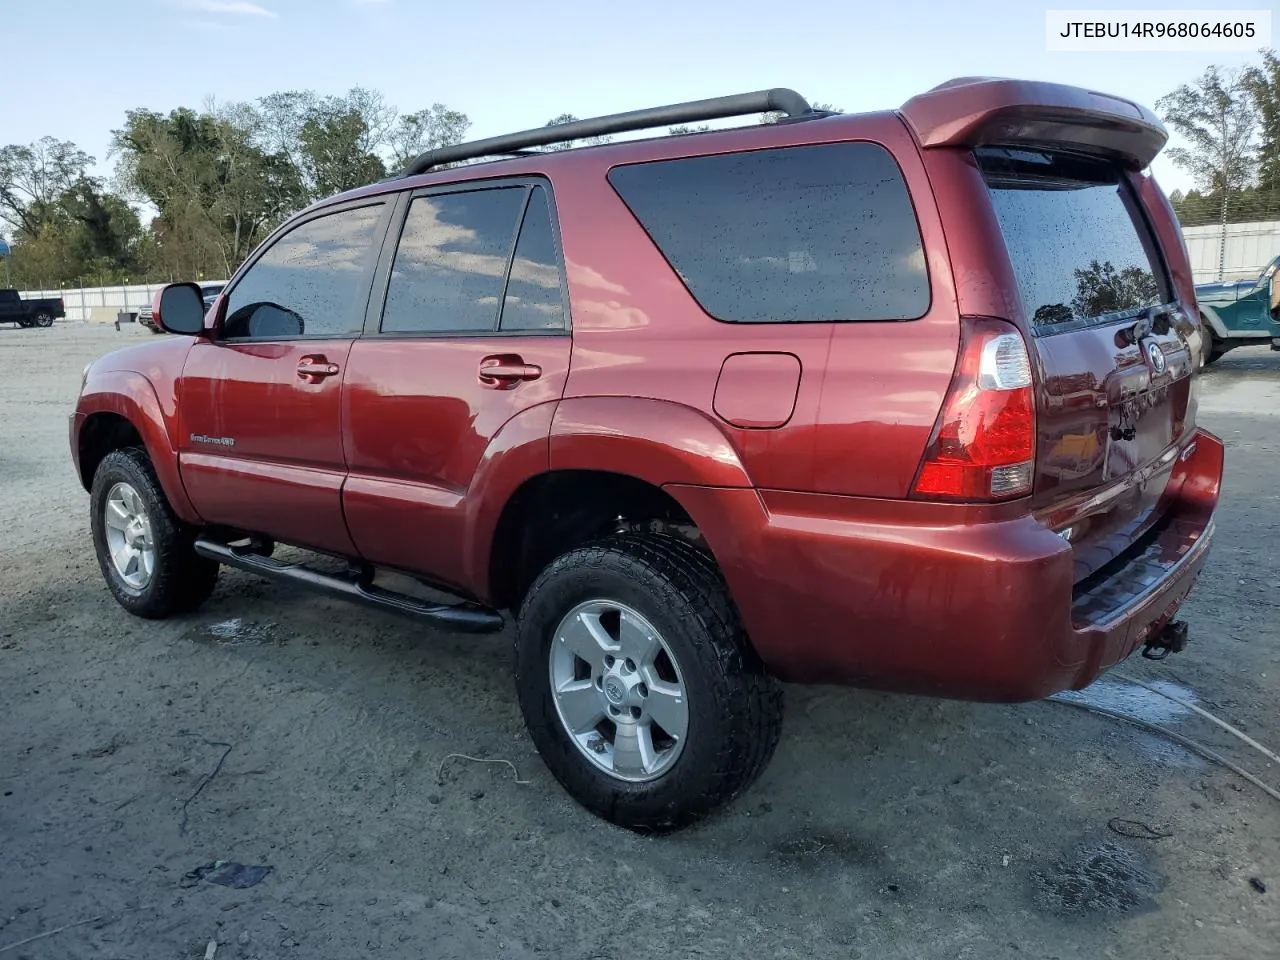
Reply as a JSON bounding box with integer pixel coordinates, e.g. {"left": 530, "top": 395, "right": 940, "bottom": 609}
{"left": 912, "top": 317, "right": 1036, "bottom": 501}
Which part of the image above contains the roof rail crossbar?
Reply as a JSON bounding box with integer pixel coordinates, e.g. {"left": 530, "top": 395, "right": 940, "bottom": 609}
{"left": 401, "top": 88, "right": 815, "bottom": 176}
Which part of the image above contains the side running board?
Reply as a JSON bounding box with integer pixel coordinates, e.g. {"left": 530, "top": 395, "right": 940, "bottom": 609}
{"left": 193, "top": 538, "right": 505, "bottom": 634}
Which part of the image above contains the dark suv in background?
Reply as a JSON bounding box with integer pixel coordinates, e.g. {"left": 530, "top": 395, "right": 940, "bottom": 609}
{"left": 71, "top": 79, "right": 1223, "bottom": 831}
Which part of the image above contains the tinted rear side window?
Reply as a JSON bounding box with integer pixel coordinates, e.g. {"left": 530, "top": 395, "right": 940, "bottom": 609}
{"left": 978, "top": 148, "right": 1170, "bottom": 335}
{"left": 500, "top": 186, "right": 566, "bottom": 331}
{"left": 607, "top": 142, "right": 930, "bottom": 323}
{"left": 381, "top": 187, "right": 526, "bottom": 334}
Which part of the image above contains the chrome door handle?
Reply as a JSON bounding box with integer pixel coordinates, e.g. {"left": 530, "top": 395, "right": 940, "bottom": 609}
{"left": 479, "top": 355, "right": 542, "bottom": 389}
{"left": 297, "top": 357, "right": 340, "bottom": 382}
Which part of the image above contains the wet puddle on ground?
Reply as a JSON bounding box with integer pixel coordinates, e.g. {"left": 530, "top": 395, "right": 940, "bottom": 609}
{"left": 1054, "top": 677, "right": 1206, "bottom": 769}
{"left": 1032, "top": 839, "right": 1166, "bottom": 918}
{"left": 190, "top": 617, "right": 279, "bottom": 646}
{"left": 1057, "top": 677, "right": 1199, "bottom": 725}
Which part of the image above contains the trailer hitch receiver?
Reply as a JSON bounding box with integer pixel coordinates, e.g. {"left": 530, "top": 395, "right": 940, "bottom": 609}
{"left": 1141, "top": 619, "right": 1189, "bottom": 661}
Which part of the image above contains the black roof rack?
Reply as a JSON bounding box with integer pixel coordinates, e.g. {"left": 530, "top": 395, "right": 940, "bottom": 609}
{"left": 400, "top": 88, "right": 818, "bottom": 176}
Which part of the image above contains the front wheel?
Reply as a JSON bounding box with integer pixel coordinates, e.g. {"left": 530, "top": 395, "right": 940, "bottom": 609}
{"left": 32, "top": 311, "right": 53, "bottom": 328}
{"left": 514, "top": 533, "right": 783, "bottom": 832}
{"left": 1200, "top": 322, "right": 1223, "bottom": 368}
{"left": 90, "top": 447, "right": 219, "bottom": 618}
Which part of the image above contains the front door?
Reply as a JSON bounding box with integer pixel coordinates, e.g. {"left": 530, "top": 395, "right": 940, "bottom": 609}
{"left": 178, "top": 199, "right": 392, "bottom": 555}
{"left": 342, "top": 181, "right": 572, "bottom": 592}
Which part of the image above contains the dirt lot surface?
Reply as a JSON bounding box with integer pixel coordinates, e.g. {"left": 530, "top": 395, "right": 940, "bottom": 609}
{"left": 2, "top": 323, "right": 1278, "bottom": 960}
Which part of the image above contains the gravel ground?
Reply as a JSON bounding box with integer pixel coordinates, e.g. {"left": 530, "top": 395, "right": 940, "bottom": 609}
{"left": 1, "top": 322, "right": 1278, "bottom": 960}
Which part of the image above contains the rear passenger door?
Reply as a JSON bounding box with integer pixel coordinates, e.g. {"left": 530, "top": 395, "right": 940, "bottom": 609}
{"left": 342, "top": 179, "right": 572, "bottom": 592}
{"left": 178, "top": 199, "right": 392, "bottom": 555}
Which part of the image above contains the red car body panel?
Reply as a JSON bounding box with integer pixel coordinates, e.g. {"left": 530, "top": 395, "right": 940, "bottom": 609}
{"left": 548, "top": 112, "right": 962, "bottom": 500}
{"left": 341, "top": 335, "right": 571, "bottom": 592}
{"left": 74, "top": 340, "right": 202, "bottom": 525}
{"left": 670, "top": 429, "right": 1219, "bottom": 699}
{"left": 177, "top": 337, "right": 359, "bottom": 556}
{"left": 70, "top": 78, "right": 1225, "bottom": 703}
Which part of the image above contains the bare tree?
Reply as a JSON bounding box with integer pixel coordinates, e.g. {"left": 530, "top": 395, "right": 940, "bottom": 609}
{"left": 541, "top": 114, "right": 613, "bottom": 152}
{"left": 1156, "top": 67, "right": 1259, "bottom": 280}
{"left": 0, "top": 137, "right": 93, "bottom": 238}
{"left": 389, "top": 103, "right": 472, "bottom": 168}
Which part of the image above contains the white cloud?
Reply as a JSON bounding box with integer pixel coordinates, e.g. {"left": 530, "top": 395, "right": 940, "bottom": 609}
{"left": 180, "top": 0, "right": 278, "bottom": 17}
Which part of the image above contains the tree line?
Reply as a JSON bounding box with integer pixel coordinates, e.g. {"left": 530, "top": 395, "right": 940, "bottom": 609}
{"left": 6, "top": 54, "right": 1280, "bottom": 291}
{"left": 1158, "top": 48, "right": 1278, "bottom": 229}
{"left": 0, "top": 87, "right": 842, "bottom": 290}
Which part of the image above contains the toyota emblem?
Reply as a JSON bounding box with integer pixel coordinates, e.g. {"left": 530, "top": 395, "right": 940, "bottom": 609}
{"left": 1145, "top": 341, "right": 1166, "bottom": 374}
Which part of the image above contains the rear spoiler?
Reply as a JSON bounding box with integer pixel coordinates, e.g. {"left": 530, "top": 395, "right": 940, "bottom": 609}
{"left": 899, "top": 77, "right": 1168, "bottom": 169}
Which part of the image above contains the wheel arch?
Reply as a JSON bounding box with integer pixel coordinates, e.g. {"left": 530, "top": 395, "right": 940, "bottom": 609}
{"left": 1198, "top": 306, "right": 1230, "bottom": 340}
{"left": 75, "top": 371, "right": 201, "bottom": 523}
{"left": 484, "top": 469, "right": 711, "bottom": 611}
{"left": 472, "top": 396, "right": 754, "bottom": 609}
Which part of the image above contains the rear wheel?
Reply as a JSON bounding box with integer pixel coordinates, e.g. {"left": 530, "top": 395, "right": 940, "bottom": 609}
{"left": 32, "top": 311, "right": 53, "bottom": 328}
{"left": 90, "top": 447, "right": 219, "bottom": 618}
{"left": 514, "top": 533, "right": 783, "bottom": 832}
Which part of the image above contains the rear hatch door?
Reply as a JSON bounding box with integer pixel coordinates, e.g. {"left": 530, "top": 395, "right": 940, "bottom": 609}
{"left": 976, "top": 147, "right": 1197, "bottom": 577}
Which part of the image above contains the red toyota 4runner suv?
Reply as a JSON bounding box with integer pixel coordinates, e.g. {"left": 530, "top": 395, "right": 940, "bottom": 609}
{"left": 70, "top": 79, "right": 1224, "bottom": 831}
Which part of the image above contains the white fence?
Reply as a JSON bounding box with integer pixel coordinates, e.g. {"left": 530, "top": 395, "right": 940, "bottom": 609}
{"left": 15, "top": 282, "right": 227, "bottom": 324}
{"left": 1181, "top": 221, "right": 1280, "bottom": 284}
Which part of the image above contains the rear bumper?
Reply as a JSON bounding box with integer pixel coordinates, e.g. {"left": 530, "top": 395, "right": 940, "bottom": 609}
{"left": 669, "top": 428, "right": 1223, "bottom": 702}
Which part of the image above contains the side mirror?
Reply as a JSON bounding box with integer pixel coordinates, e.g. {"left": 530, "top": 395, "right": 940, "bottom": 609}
{"left": 154, "top": 282, "right": 209, "bottom": 336}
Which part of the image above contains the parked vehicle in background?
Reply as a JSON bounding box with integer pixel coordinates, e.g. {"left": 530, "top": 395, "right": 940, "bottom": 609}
{"left": 1193, "top": 253, "right": 1280, "bottom": 364}
{"left": 0, "top": 289, "right": 65, "bottom": 328}
{"left": 70, "top": 78, "right": 1223, "bottom": 832}
{"left": 138, "top": 283, "right": 224, "bottom": 333}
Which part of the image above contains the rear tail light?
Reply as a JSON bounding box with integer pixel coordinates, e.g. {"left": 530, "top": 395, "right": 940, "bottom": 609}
{"left": 912, "top": 317, "right": 1036, "bottom": 501}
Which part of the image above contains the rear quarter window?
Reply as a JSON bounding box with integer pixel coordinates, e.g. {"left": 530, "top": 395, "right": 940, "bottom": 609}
{"left": 607, "top": 141, "right": 930, "bottom": 323}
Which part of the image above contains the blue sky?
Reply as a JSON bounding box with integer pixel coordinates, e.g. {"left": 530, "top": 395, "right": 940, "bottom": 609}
{"left": 2, "top": 0, "right": 1274, "bottom": 195}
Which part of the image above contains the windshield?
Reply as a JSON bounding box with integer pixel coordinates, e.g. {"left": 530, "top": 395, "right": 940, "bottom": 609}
{"left": 978, "top": 148, "right": 1171, "bottom": 335}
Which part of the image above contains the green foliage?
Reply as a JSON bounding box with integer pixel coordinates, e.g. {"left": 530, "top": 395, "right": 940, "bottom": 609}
{"left": 1158, "top": 50, "right": 1280, "bottom": 228}
{"left": 112, "top": 103, "right": 304, "bottom": 278}
{"left": 6, "top": 58, "right": 1277, "bottom": 290}
{"left": 1156, "top": 66, "right": 1258, "bottom": 195}
{"left": 389, "top": 103, "right": 471, "bottom": 168}
{"left": 0, "top": 137, "right": 93, "bottom": 238}
{"left": 1245, "top": 49, "right": 1280, "bottom": 191}
{"left": 299, "top": 109, "right": 387, "bottom": 197}
{"left": 1170, "top": 185, "right": 1280, "bottom": 228}
{"left": 1070, "top": 260, "right": 1160, "bottom": 318}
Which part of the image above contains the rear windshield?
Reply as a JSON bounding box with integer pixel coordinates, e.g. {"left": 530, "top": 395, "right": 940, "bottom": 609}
{"left": 607, "top": 142, "right": 930, "bottom": 323}
{"left": 978, "top": 148, "right": 1170, "bottom": 335}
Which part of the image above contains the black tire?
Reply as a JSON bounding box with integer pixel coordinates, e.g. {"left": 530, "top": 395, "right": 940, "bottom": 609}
{"left": 1200, "top": 322, "right": 1223, "bottom": 367}
{"left": 32, "top": 311, "right": 53, "bottom": 328}
{"left": 90, "top": 447, "right": 219, "bottom": 618}
{"left": 514, "top": 533, "right": 783, "bottom": 832}
{"left": 16, "top": 318, "right": 32, "bottom": 329}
